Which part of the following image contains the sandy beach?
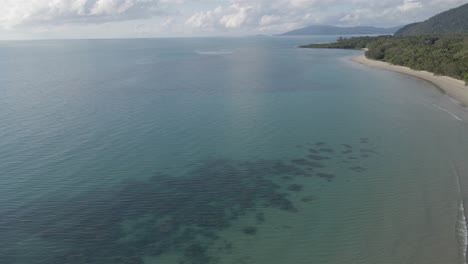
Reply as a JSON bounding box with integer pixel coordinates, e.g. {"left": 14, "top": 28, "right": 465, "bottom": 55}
{"left": 352, "top": 55, "right": 468, "bottom": 106}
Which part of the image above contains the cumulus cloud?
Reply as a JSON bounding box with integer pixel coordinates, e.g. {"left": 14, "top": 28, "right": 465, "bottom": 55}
{"left": 397, "top": 0, "right": 423, "bottom": 12}
{"left": 0, "top": 0, "right": 466, "bottom": 38}
{"left": 186, "top": 4, "right": 258, "bottom": 30}
{"left": 0, "top": 0, "right": 180, "bottom": 28}
{"left": 336, "top": 0, "right": 466, "bottom": 27}
{"left": 185, "top": 0, "right": 467, "bottom": 32}
{"left": 185, "top": 0, "right": 331, "bottom": 32}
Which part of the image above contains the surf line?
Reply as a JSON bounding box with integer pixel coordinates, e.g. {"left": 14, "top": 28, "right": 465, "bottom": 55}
{"left": 434, "top": 104, "right": 463, "bottom": 122}
{"left": 452, "top": 162, "right": 468, "bottom": 264}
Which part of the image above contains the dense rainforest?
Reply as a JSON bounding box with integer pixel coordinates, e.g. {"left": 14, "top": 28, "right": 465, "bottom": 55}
{"left": 301, "top": 35, "right": 468, "bottom": 84}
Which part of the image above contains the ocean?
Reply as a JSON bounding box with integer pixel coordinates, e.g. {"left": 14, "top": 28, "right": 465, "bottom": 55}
{"left": 1, "top": 37, "right": 468, "bottom": 264}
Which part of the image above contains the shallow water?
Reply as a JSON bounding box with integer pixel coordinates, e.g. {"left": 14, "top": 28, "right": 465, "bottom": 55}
{"left": 1, "top": 37, "right": 468, "bottom": 264}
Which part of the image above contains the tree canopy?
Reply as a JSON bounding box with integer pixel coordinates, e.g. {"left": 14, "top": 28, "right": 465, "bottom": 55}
{"left": 301, "top": 35, "right": 468, "bottom": 84}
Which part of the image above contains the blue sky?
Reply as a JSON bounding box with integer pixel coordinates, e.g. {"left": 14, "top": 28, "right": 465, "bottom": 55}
{"left": 0, "top": 0, "right": 466, "bottom": 40}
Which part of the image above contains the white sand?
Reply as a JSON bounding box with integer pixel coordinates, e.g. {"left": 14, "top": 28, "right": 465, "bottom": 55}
{"left": 351, "top": 55, "right": 468, "bottom": 106}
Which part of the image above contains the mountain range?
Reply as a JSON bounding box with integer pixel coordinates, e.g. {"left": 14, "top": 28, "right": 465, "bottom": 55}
{"left": 279, "top": 25, "right": 402, "bottom": 36}
{"left": 395, "top": 3, "right": 468, "bottom": 36}
{"left": 281, "top": 3, "right": 468, "bottom": 37}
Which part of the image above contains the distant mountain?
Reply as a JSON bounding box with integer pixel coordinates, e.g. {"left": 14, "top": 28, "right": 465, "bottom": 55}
{"left": 395, "top": 3, "right": 468, "bottom": 36}
{"left": 279, "top": 25, "right": 402, "bottom": 36}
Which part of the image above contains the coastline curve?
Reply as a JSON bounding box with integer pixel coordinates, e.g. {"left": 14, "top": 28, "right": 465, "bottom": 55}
{"left": 351, "top": 55, "right": 468, "bottom": 107}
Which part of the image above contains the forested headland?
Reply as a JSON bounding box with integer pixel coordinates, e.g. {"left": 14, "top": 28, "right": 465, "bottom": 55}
{"left": 301, "top": 35, "right": 468, "bottom": 84}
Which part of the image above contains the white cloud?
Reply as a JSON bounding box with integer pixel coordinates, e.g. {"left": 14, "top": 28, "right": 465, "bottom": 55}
{"left": 188, "top": 0, "right": 468, "bottom": 32}
{"left": 0, "top": 0, "right": 180, "bottom": 28}
{"left": 185, "top": 0, "right": 328, "bottom": 32}
{"left": 186, "top": 3, "right": 258, "bottom": 30}
{"left": 220, "top": 4, "right": 252, "bottom": 28}
{"left": 0, "top": 0, "right": 466, "bottom": 38}
{"left": 90, "top": 0, "right": 137, "bottom": 16}
{"left": 397, "top": 0, "right": 422, "bottom": 12}
{"left": 336, "top": 0, "right": 466, "bottom": 27}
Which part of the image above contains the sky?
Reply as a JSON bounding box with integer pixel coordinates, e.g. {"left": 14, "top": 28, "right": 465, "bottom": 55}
{"left": 0, "top": 0, "right": 466, "bottom": 40}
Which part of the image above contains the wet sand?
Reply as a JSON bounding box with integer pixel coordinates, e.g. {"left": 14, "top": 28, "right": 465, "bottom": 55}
{"left": 351, "top": 55, "right": 468, "bottom": 106}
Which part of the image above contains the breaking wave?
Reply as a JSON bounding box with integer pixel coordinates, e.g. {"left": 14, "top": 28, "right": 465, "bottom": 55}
{"left": 434, "top": 104, "right": 463, "bottom": 121}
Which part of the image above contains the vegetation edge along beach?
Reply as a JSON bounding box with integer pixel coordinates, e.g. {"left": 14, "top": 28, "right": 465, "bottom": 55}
{"left": 301, "top": 35, "right": 468, "bottom": 106}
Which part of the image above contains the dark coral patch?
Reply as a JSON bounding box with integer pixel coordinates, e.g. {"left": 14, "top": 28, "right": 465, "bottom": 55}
{"left": 291, "top": 159, "right": 311, "bottom": 166}
{"left": 316, "top": 173, "right": 335, "bottom": 182}
{"left": 307, "top": 155, "right": 330, "bottom": 161}
{"left": 307, "top": 162, "right": 326, "bottom": 169}
{"left": 262, "top": 193, "right": 298, "bottom": 213}
{"left": 301, "top": 196, "right": 316, "bottom": 203}
{"left": 309, "top": 148, "right": 319, "bottom": 154}
{"left": 319, "top": 148, "right": 334, "bottom": 153}
{"left": 3, "top": 159, "right": 303, "bottom": 264}
{"left": 360, "top": 148, "right": 377, "bottom": 154}
{"left": 287, "top": 184, "right": 303, "bottom": 192}
{"left": 242, "top": 226, "right": 257, "bottom": 235}
{"left": 255, "top": 213, "right": 265, "bottom": 223}
{"left": 111, "top": 256, "right": 144, "bottom": 264}
{"left": 183, "top": 244, "right": 212, "bottom": 264}
{"left": 349, "top": 166, "right": 366, "bottom": 172}
{"left": 291, "top": 159, "right": 326, "bottom": 169}
{"left": 281, "top": 175, "right": 294, "bottom": 181}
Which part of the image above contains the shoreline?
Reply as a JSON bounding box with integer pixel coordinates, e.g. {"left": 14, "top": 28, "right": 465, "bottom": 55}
{"left": 351, "top": 55, "right": 468, "bottom": 107}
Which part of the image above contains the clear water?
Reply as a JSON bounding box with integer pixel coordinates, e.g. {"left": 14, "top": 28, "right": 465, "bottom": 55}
{"left": 1, "top": 37, "right": 468, "bottom": 264}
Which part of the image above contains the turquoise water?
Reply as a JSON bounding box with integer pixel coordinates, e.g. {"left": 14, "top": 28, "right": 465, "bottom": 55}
{"left": 1, "top": 37, "right": 468, "bottom": 264}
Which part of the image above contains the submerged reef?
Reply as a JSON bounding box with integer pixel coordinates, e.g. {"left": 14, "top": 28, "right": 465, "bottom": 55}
{"left": 307, "top": 155, "right": 330, "bottom": 161}
{"left": 316, "top": 173, "right": 335, "bottom": 182}
{"left": 0, "top": 138, "right": 377, "bottom": 264}
{"left": 291, "top": 159, "right": 326, "bottom": 169}
{"left": 349, "top": 166, "right": 366, "bottom": 172}
{"left": 0, "top": 159, "right": 307, "bottom": 264}
{"left": 256, "top": 213, "right": 265, "bottom": 223}
{"left": 287, "top": 184, "right": 304, "bottom": 192}
{"left": 319, "top": 148, "right": 334, "bottom": 153}
{"left": 309, "top": 148, "right": 319, "bottom": 153}
{"left": 301, "top": 196, "right": 316, "bottom": 203}
{"left": 242, "top": 226, "right": 258, "bottom": 235}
